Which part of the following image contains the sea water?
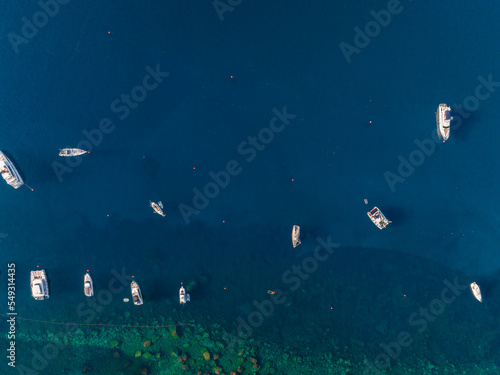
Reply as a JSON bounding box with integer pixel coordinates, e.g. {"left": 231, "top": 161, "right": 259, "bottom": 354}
{"left": 1, "top": 1, "right": 500, "bottom": 374}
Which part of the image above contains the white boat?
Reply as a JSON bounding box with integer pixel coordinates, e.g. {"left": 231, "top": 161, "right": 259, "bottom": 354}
{"left": 436, "top": 104, "right": 452, "bottom": 141}
{"left": 0, "top": 151, "right": 24, "bottom": 189}
{"left": 367, "top": 207, "right": 391, "bottom": 230}
{"left": 131, "top": 281, "right": 143, "bottom": 305}
{"left": 59, "top": 148, "right": 89, "bottom": 157}
{"left": 30, "top": 269, "right": 49, "bottom": 300}
{"left": 179, "top": 284, "right": 191, "bottom": 304}
{"left": 470, "top": 282, "right": 482, "bottom": 302}
{"left": 292, "top": 225, "right": 301, "bottom": 248}
{"left": 150, "top": 201, "right": 166, "bottom": 217}
{"left": 84, "top": 273, "right": 94, "bottom": 297}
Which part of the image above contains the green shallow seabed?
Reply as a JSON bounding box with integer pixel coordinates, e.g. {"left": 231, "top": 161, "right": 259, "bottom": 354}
{"left": 6, "top": 245, "right": 500, "bottom": 375}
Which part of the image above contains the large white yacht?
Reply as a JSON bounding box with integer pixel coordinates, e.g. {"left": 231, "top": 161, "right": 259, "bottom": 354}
{"left": 31, "top": 269, "right": 49, "bottom": 300}
{"left": 0, "top": 151, "right": 24, "bottom": 189}
{"left": 292, "top": 225, "right": 301, "bottom": 248}
{"left": 436, "top": 104, "right": 452, "bottom": 141}
{"left": 367, "top": 207, "right": 391, "bottom": 230}
{"left": 131, "top": 281, "right": 143, "bottom": 305}
{"left": 59, "top": 148, "right": 89, "bottom": 157}
{"left": 84, "top": 273, "right": 94, "bottom": 297}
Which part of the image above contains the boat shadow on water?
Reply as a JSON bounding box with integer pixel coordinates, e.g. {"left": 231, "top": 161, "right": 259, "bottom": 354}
{"left": 476, "top": 277, "right": 497, "bottom": 300}
{"left": 452, "top": 110, "right": 479, "bottom": 141}
{"left": 381, "top": 206, "right": 408, "bottom": 227}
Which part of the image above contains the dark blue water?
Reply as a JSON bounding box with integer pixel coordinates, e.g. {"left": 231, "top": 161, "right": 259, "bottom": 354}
{"left": 1, "top": 1, "right": 500, "bottom": 374}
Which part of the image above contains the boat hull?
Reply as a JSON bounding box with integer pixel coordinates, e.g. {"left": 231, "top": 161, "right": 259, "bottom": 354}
{"left": 0, "top": 151, "right": 24, "bottom": 189}
{"left": 367, "top": 207, "right": 391, "bottom": 230}
{"left": 470, "top": 282, "right": 482, "bottom": 302}
{"left": 436, "top": 104, "right": 451, "bottom": 141}
{"left": 292, "top": 225, "right": 301, "bottom": 248}
{"left": 31, "top": 270, "right": 49, "bottom": 300}
{"left": 150, "top": 201, "right": 166, "bottom": 217}
{"left": 131, "top": 281, "right": 143, "bottom": 305}
{"left": 179, "top": 285, "right": 190, "bottom": 304}
{"left": 84, "top": 273, "right": 94, "bottom": 297}
{"left": 59, "top": 148, "right": 88, "bottom": 157}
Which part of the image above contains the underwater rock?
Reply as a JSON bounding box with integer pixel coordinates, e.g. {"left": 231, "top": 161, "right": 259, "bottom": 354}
{"left": 110, "top": 340, "right": 119, "bottom": 348}
{"left": 170, "top": 328, "right": 179, "bottom": 339}
{"left": 143, "top": 340, "right": 151, "bottom": 347}
{"left": 143, "top": 352, "right": 152, "bottom": 359}
{"left": 202, "top": 348, "right": 210, "bottom": 360}
{"left": 135, "top": 350, "right": 142, "bottom": 357}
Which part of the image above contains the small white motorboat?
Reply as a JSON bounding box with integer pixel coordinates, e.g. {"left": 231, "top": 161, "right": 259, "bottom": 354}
{"left": 367, "top": 207, "right": 391, "bottom": 230}
{"left": 150, "top": 200, "right": 166, "bottom": 217}
{"left": 179, "top": 284, "right": 190, "bottom": 304}
{"left": 292, "top": 225, "right": 301, "bottom": 248}
{"left": 84, "top": 273, "right": 94, "bottom": 297}
{"left": 470, "top": 282, "right": 482, "bottom": 303}
{"left": 59, "top": 148, "right": 90, "bottom": 157}
{"left": 31, "top": 269, "right": 49, "bottom": 300}
{"left": 131, "top": 281, "right": 143, "bottom": 305}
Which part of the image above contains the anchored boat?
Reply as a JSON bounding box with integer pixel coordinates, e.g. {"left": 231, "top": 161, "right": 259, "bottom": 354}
{"left": 59, "top": 148, "right": 89, "bottom": 157}
{"left": 31, "top": 269, "right": 49, "bottom": 300}
{"left": 131, "top": 281, "right": 143, "bottom": 305}
{"left": 150, "top": 201, "right": 166, "bottom": 217}
{"left": 436, "top": 104, "right": 452, "bottom": 141}
{"left": 84, "top": 273, "right": 94, "bottom": 297}
{"left": 0, "top": 151, "right": 24, "bottom": 189}
{"left": 292, "top": 225, "right": 301, "bottom": 248}
{"left": 470, "top": 282, "right": 482, "bottom": 302}
{"left": 367, "top": 207, "right": 391, "bottom": 230}
{"left": 179, "top": 284, "right": 191, "bottom": 304}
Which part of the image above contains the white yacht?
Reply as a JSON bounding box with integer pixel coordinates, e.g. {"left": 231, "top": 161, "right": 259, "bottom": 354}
{"left": 150, "top": 201, "right": 166, "bottom": 217}
{"left": 367, "top": 207, "right": 391, "bottom": 230}
{"left": 30, "top": 269, "right": 49, "bottom": 300}
{"left": 0, "top": 151, "right": 24, "bottom": 189}
{"left": 84, "top": 273, "right": 94, "bottom": 297}
{"left": 179, "top": 284, "right": 190, "bottom": 304}
{"left": 436, "top": 104, "right": 452, "bottom": 141}
{"left": 131, "top": 281, "right": 143, "bottom": 305}
{"left": 59, "top": 148, "right": 89, "bottom": 157}
{"left": 470, "top": 282, "right": 482, "bottom": 302}
{"left": 292, "top": 225, "right": 301, "bottom": 248}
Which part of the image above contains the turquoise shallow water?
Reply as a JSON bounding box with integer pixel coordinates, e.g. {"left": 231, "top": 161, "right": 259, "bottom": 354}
{"left": 1, "top": 1, "right": 500, "bottom": 374}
